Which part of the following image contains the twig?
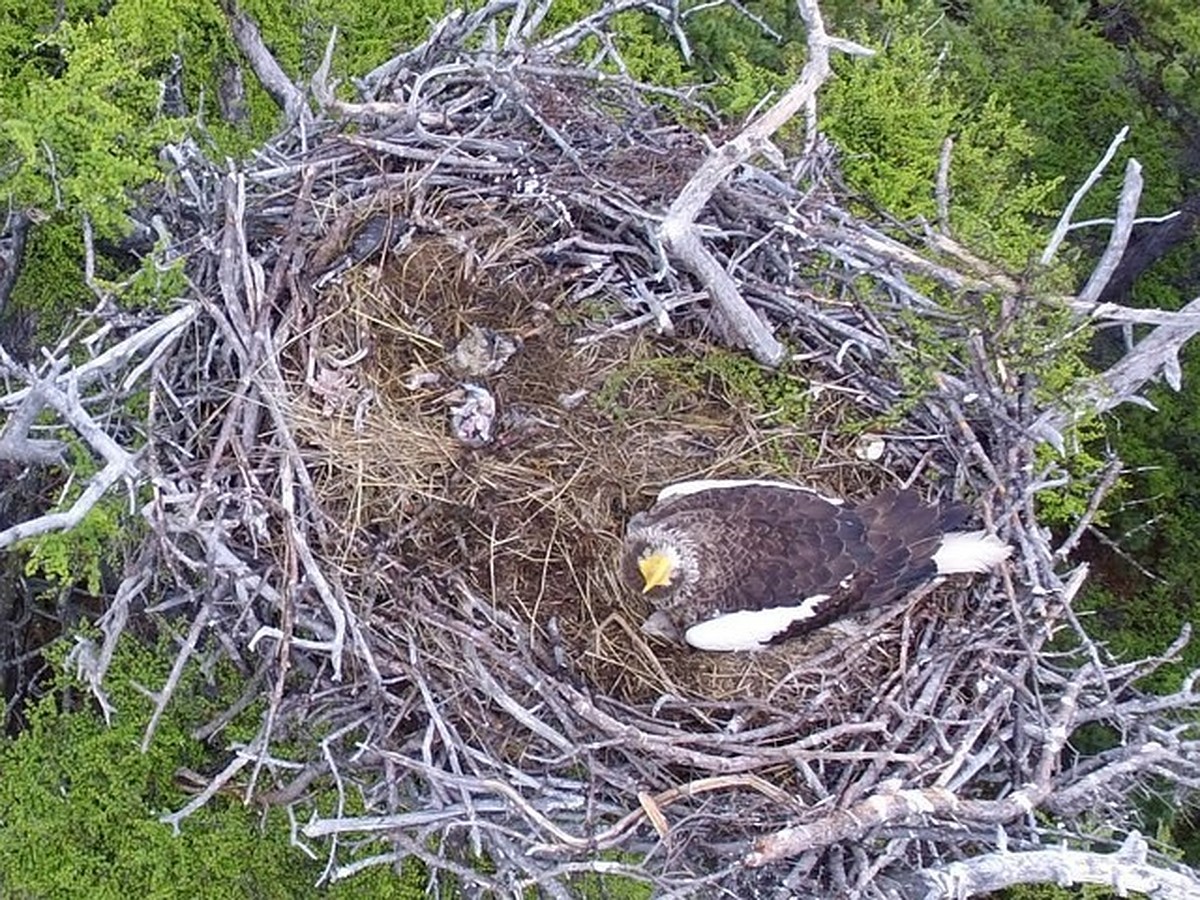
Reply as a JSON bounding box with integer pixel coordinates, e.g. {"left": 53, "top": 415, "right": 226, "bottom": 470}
{"left": 1042, "top": 127, "right": 1129, "bottom": 266}
{"left": 657, "top": 0, "right": 872, "bottom": 366}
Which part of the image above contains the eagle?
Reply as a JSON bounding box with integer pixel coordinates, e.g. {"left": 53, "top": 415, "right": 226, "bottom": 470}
{"left": 619, "top": 479, "right": 1010, "bottom": 651}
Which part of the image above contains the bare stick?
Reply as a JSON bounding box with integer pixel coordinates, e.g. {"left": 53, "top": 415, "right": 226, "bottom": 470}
{"left": 1042, "top": 127, "right": 1129, "bottom": 266}
{"left": 224, "top": 2, "right": 309, "bottom": 124}
{"left": 0, "top": 304, "right": 198, "bottom": 409}
{"left": 160, "top": 748, "right": 256, "bottom": 834}
{"left": 0, "top": 377, "right": 140, "bottom": 550}
{"left": 935, "top": 137, "right": 952, "bottom": 234}
{"left": 0, "top": 382, "right": 66, "bottom": 465}
{"left": 912, "top": 832, "right": 1200, "bottom": 900}
{"left": 1078, "top": 158, "right": 1143, "bottom": 304}
{"left": 658, "top": 0, "right": 871, "bottom": 366}
{"left": 140, "top": 603, "right": 212, "bottom": 751}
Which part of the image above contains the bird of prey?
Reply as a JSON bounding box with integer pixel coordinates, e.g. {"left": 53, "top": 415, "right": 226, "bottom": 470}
{"left": 619, "top": 479, "right": 1010, "bottom": 651}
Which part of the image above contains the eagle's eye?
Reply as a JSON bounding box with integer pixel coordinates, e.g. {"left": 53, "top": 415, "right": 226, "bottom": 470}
{"left": 638, "top": 549, "right": 676, "bottom": 593}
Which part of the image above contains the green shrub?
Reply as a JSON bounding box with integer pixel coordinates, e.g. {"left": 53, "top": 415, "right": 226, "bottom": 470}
{"left": 820, "top": 1, "right": 1060, "bottom": 268}
{"left": 0, "top": 637, "right": 426, "bottom": 898}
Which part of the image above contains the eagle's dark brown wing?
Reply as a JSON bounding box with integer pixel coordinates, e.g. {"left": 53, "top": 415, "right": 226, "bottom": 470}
{"left": 632, "top": 482, "right": 968, "bottom": 648}
{"left": 644, "top": 485, "right": 872, "bottom": 618}
{"left": 849, "top": 487, "right": 971, "bottom": 607}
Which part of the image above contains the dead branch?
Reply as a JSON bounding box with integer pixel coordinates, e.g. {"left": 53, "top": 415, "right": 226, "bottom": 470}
{"left": 223, "top": 3, "right": 308, "bottom": 125}
{"left": 1037, "top": 145, "right": 1200, "bottom": 431}
{"left": 0, "top": 374, "right": 140, "bottom": 550}
{"left": 0, "top": 381, "right": 66, "bottom": 465}
{"left": 139, "top": 603, "right": 212, "bottom": 751}
{"left": 1078, "top": 158, "right": 1143, "bottom": 304}
{"left": 1042, "top": 127, "right": 1129, "bottom": 266}
{"left": 909, "top": 832, "right": 1200, "bottom": 900}
{"left": 0, "top": 304, "right": 198, "bottom": 409}
{"left": 1040, "top": 290, "right": 1200, "bottom": 439}
{"left": 658, "top": 0, "right": 872, "bottom": 366}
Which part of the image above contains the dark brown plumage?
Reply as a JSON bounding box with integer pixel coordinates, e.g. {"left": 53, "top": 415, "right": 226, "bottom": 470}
{"left": 620, "top": 479, "right": 1006, "bottom": 651}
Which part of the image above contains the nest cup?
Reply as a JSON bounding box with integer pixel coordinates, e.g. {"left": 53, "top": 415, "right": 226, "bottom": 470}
{"left": 288, "top": 203, "right": 896, "bottom": 705}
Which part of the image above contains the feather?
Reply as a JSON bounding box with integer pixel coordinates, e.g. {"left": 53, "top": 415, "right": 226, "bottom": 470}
{"left": 683, "top": 596, "right": 831, "bottom": 651}
{"left": 932, "top": 530, "right": 1012, "bottom": 573}
{"left": 657, "top": 478, "right": 843, "bottom": 505}
{"left": 620, "top": 480, "right": 1008, "bottom": 651}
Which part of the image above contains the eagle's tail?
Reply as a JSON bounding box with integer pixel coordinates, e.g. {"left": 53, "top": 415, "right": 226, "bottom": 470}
{"left": 932, "top": 530, "right": 1011, "bottom": 574}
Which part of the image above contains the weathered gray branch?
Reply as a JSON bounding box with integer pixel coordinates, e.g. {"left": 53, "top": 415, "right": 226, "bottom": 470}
{"left": 910, "top": 832, "right": 1200, "bottom": 900}
{"left": 224, "top": 3, "right": 309, "bottom": 124}
{"left": 1040, "top": 154, "right": 1200, "bottom": 432}
{"left": 0, "top": 375, "right": 140, "bottom": 550}
{"left": 658, "top": 0, "right": 871, "bottom": 367}
{"left": 0, "top": 303, "right": 198, "bottom": 410}
{"left": 1042, "top": 127, "right": 1129, "bottom": 266}
{"left": 1078, "top": 158, "right": 1143, "bottom": 304}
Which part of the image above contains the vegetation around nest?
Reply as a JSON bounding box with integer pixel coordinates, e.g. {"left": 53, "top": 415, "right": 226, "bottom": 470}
{"left": 4, "top": 1, "right": 1200, "bottom": 898}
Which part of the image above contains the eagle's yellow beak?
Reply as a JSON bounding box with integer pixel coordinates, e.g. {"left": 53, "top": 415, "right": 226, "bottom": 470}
{"left": 638, "top": 552, "right": 674, "bottom": 592}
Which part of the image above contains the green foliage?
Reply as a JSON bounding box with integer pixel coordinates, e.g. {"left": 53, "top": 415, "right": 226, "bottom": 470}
{"left": 685, "top": 0, "right": 802, "bottom": 86}
{"left": 889, "top": 302, "right": 955, "bottom": 407}
{"left": 5, "top": 216, "right": 94, "bottom": 326}
{"left": 1, "top": 18, "right": 176, "bottom": 236}
{"left": 606, "top": 11, "right": 689, "bottom": 86}
{"left": 18, "top": 434, "right": 142, "bottom": 598}
{"left": 596, "top": 345, "right": 809, "bottom": 427}
{"left": 516, "top": 1, "right": 691, "bottom": 86}
{"left": 705, "top": 48, "right": 801, "bottom": 121}
{"left": 125, "top": 255, "right": 189, "bottom": 310}
{"left": 1009, "top": 311, "right": 1110, "bottom": 531}
{"left": 943, "top": 0, "right": 1181, "bottom": 217}
{"left": 1140, "top": 787, "right": 1200, "bottom": 867}
{"left": 996, "top": 884, "right": 1133, "bottom": 900}
{"left": 22, "top": 496, "right": 127, "bottom": 597}
{"left": 1081, "top": 580, "right": 1198, "bottom": 693}
{"left": 569, "top": 855, "right": 653, "bottom": 900}
{"left": 1124, "top": 0, "right": 1200, "bottom": 120}
{"left": 943, "top": 94, "right": 1064, "bottom": 266}
{"left": 0, "top": 0, "right": 233, "bottom": 333}
{"left": 697, "top": 346, "right": 810, "bottom": 425}
{"left": 821, "top": 19, "right": 958, "bottom": 219}
{"left": 106, "top": 242, "right": 190, "bottom": 311}
{"left": 820, "top": 1, "right": 1060, "bottom": 268}
{"left": 0, "top": 636, "right": 428, "bottom": 899}
{"left": 1111, "top": 372, "right": 1200, "bottom": 580}
{"left": 241, "top": 0, "right": 446, "bottom": 82}
{"left": 1031, "top": 441, "right": 1116, "bottom": 532}
{"left": 1079, "top": 348, "right": 1200, "bottom": 695}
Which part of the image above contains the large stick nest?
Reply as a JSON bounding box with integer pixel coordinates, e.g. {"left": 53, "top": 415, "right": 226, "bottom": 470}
{"left": 8, "top": 4, "right": 1200, "bottom": 898}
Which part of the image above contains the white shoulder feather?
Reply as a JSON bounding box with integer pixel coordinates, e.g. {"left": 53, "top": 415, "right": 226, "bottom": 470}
{"left": 657, "top": 478, "right": 843, "bottom": 505}
{"left": 932, "top": 531, "right": 1011, "bottom": 574}
{"left": 683, "top": 595, "right": 831, "bottom": 651}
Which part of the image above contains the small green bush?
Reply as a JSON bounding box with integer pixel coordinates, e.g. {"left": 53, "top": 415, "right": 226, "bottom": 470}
{"left": 0, "top": 638, "right": 426, "bottom": 898}
{"left": 820, "top": 1, "right": 1060, "bottom": 268}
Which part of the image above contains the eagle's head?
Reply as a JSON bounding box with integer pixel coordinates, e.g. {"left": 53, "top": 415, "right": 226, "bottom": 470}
{"left": 619, "top": 537, "right": 686, "bottom": 598}
{"left": 619, "top": 521, "right": 701, "bottom": 642}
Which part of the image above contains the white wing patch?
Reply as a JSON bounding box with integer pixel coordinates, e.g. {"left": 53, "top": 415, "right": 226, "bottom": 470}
{"left": 657, "top": 478, "right": 843, "bottom": 506}
{"left": 683, "top": 595, "right": 831, "bottom": 651}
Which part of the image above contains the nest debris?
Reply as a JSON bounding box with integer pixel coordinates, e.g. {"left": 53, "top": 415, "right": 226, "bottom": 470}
{"left": 3, "top": 2, "right": 1200, "bottom": 898}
